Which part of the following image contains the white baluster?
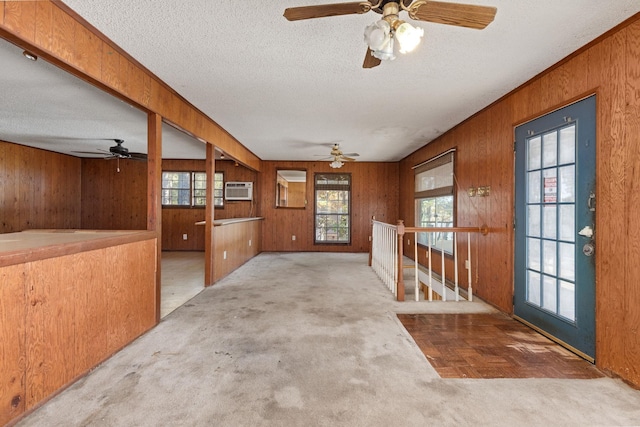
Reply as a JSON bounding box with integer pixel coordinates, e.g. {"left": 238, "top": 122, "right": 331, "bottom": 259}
{"left": 428, "top": 236, "right": 433, "bottom": 302}
{"left": 414, "top": 233, "right": 419, "bottom": 301}
{"left": 454, "top": 232, "right": 459, "bottom": 302}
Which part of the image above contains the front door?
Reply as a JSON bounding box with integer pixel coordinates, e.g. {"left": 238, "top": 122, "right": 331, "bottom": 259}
{"left": 514, "top": 95, "right": 596, "bottom": 360}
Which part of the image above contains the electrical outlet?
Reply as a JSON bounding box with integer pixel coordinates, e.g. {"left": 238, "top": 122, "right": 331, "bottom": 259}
{"left": 223, "top": 251, "right": 227, "bottom": 260}
{"left": 465, "top": 260, "right": 470, "bottom": 269}
{"left": 369, "top": 236, "right": 372, "bottom": 241}
{"left": 182, "top": 233, "right": 188, "bottom": 240}
{"left": 292, "top": 235, "right": 296, "bottom": 241}
{"left": 407, "top": 239, "right": 411, "bottom": 245}
{"left": 249, "top": 239, "right": 252, "bottom": 247}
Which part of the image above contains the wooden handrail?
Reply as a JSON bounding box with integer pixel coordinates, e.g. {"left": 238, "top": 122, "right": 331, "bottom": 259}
{"left": 369, "top": 220, "right": 489, "bottom": 303}
{"left": 405, "top": 225, "right": 489, "bottom": 235}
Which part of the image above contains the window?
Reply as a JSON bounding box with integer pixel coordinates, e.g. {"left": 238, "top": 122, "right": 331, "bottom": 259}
{"left": 161, "top": 171, "right": 224, "bottom": 207}
{"left": 315, "top": 173, "right": 351, "bottom": 244}
{"left": 414, "top": 150, "right": 456, "bottom": 253}
{"left": 213, "top": 172, "right": 224, "bottom": 207}
{"left": 193, "top": 172, "right": 207, "bottom": 206}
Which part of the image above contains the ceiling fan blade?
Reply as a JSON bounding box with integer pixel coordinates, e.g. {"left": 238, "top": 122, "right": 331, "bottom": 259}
{"left": 341, "top": 155, "right": 357, "bottom": 161}
{"left": 408, "top": 1, "right": 497, "bottom": 30}
{"left": 128, "top": 152, "right": 148, "bottom": 161}
{"left": 363, "top": 48, "right": 381, "bottom": 68}
{"left": 343, "top": 152, "right": 360, "bottom": 157}
{"left": 71, "top": 150, "right": 116, "bottom": 159}
{"left": 284, "top": 1, "right": 373, "bottom": 21}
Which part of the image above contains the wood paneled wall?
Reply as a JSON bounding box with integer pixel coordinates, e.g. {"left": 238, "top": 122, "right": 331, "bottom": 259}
{"left": 260, "top": 161, "right": 399, "bottom": 252}
{"left": 162, "top": 208, "right": 205, "bottom": 251}
{"left": 160, "top": 159, "right": 258, "bottom": 250}
{"left": 0, "top": 237, "right": 156, "bottom": 425}
{"left": 215, "top": 160, "right": 259, "bottom": 220}
{"left": 0, "top": 1, "right": 260, "bottom": 171}
{"left": 214, "top": 220, "right": 262, "bottom": 281}
{"left": 399, "top": 16, "right": 640, "bottom": 385}
{"left": 160, "top": 159, "right": 205, "bottom": 250}
{"left": 80, "top": 158, "right": 147, "bottom": 230}
{"left": 0, "top": 141, "right": 81, "bottom": 233}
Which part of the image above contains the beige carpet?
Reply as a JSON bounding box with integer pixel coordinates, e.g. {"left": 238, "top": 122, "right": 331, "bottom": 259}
{"left": 17, "top": 252, "right": 640, "bottom": 426}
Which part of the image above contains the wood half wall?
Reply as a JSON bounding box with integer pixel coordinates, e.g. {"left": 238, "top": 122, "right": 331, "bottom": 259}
{"left": 399, "top": 15, "right": 640, "bottom": 385}
{"left": 0, "top": 235, "right": 156, "bottom": 425}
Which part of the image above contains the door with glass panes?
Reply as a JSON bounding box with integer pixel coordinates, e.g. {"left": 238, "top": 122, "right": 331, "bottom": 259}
{"left": 514, "top": 95, "right": 596, "bottom": 360}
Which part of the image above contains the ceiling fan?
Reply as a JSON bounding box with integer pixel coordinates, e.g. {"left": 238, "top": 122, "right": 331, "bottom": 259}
{"left": 72, "top": 139, "right": 148, "bottom": 161}
{"left": 317, "top": 143, "right": 360, "bottom": 168}
{"left": 284, "top": 0, "right": 497, "bottom": 68}
{"left": 72, "top": 139, "right": 147, "bottom": 172}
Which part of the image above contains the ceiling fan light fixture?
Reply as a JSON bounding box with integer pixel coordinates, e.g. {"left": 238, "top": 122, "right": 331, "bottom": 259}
{"left": 364, "top": 19, "right": 390, "bottom": 51}
{"left": 395, "top": 22, "right": 424, "bottom": 54}
{"left": 330, "top": 160, "right": 344, "bottom": 169}
{"left": 371, "top": 36, "right": 395, "bottom": 61}
{"left": 364, "top": 19, "right": 395, "bottom": 60}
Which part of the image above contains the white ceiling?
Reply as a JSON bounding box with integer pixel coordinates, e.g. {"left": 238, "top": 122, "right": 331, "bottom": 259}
{"left": 0, "top": 38, "right": 207, "bottom": 160}
{"left": 2, "top": 1, "right": 640, "bottom": 162}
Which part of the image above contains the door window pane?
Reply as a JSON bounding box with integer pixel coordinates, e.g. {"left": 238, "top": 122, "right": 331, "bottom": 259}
{"left": 527, "top": 238, "right": 541, "bottom": 271}
{"left": 543, "top": 131, "right": 558, "bottom": 167}
{"left": 559, "top": 205, "right": 575, "bottom": 242}
{"left": 559, "top": 280, "right": 576, "bottom": 321}
{"left": 528, "top": 136, "right": 542, "bottom": 171}
{"left": 527, "top": 270, "right": 541, "bottom": 306}
{"left": 543, "top": 240, "right": 556, "bottom": 275}
{"left": 542, "top": 275, "right": 557, "bottom": 312}
{"left": 527, "top": 205, "right": 540, "bottom": 237}
{"left": 528, "top": 171, "right": 541, "bottom": 203}
{"left": 559, "top": 125, "right": 576, "bottom": 165}
{"left": 558, "top": 242, "right": 575, "bottom": 281}
{"left": 559, "top": 165, "right": 575, "bottom": 203}
{"left": 543, "top": 168, "right": 557, "bottom": 204}
{"left": 543, "top": 206, "right": 557, "bottom": 239}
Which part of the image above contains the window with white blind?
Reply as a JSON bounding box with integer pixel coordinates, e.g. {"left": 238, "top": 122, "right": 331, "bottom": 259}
{"left": 414, "top": 149, "right": 456, "bottom": 253}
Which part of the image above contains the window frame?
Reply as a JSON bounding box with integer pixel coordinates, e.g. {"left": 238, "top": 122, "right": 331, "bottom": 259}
{"left": 213, "top": 171, "right": 224, "bottom": 208}
{"left": 314, "top": 173, "right": 352, "bottom": 245}
{"left": 413, "top": 149, "right": 457, "bottom": 254}
{"left": 161, "top": 170, "right": 224, "bottom": 208}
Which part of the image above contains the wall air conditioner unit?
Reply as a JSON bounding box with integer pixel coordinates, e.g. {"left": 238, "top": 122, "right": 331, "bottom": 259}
{"left": 225, "top": 182, "right": 253, "bottom": 201}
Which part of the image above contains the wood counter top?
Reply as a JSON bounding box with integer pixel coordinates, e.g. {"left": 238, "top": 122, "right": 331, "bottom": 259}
{"left": 195, "top": 217, "right": 264, "bottom": 226}
{"left": 0, "top": 229, "right": 156, "bottom": 268}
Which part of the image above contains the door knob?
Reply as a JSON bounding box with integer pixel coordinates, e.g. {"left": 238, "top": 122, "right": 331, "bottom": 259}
{"left": 583, "top": 242, "right": 595, "bottom": 257}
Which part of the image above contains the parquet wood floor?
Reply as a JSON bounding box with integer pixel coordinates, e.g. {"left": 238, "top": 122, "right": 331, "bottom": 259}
{"left": 398, "top": 312, "right": 605, "bottom": 379}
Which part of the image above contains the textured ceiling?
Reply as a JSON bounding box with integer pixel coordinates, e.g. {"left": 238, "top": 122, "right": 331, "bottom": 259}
{"left": 2, "top": 1, "right": 640, "bottom": 162}
{"left": 0, "top": 38, "right": 207, "bottom": 160}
